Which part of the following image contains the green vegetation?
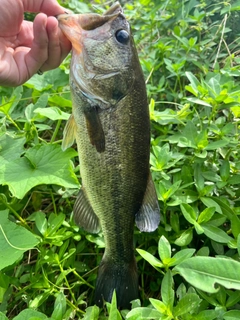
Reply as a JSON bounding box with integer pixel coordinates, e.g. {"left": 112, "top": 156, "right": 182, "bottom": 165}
{"left": 0, "top": 0, "right": 240, "bottom": 318}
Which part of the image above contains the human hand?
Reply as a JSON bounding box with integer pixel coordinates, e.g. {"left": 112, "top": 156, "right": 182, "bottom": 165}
{"left": 0, "top": 0, "right": 72, "bottom": 86}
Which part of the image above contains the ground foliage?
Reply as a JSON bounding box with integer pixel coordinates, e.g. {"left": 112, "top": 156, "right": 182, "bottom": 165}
{"left": 0, "top": 0, "right": 240, "bottom": 319}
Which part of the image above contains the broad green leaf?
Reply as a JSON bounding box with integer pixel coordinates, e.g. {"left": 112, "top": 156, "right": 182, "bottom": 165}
{"left": 201, "top": 225, "right": 233, "bottom": 243}
{"left": 231, "top": 215, "right": 240, "bottom": 239}
{"left": 194, "top": 309, "right": 218, "bottom": 320}
{"left": 198, "top": 207, "right": 215, "bottom": 224}
{"left": 149, "top": 299, "right": 167, "bottom": 314}
{"left": 223, "top": 310, "right": 240, "bottom": 320}
{"left": 161, "top": 271, "right": 174, "bottom": 309}
{"left": 186, "top": 97, "right": 212, "bottom": 107}
{"left": 180, "top": 203, "right": 197, "bottom": 224}
{"left": 208, "top": 77, "right": 221, "bottom": 96}
{"left": 12, "top": 309, "right": 48, "bottom": 320}
{"left": 82, "top": 306, "right": 99, "bottom": 320}
{"left": 25, "top": 69, "right": 69, "bottom": 91}
{"left": 200, "top": 197, "right": 222, "bottom": 214}
{"left": 0, "top": 210, "right": 39, "bottom": 270}
{"left": 226, "top": 290, "right": 240, "bottom": 308}
{"left": 34, "top": 107, "right": 70, "bottom": 121}
{"left": 168, "top": 248, "right": 195, "bottom": 267}
{"left": 51, "top": 292, "right": 66, "bottom": 320}
{"left": 0, "top": 134, "right": 25, "bottom": 182}
{"left": 0, "top": 86, "right": 22, "bottom": 115}
{"left": 211, "top": 197, "right": 234, "bottom": 219}
{"left": 68, "top": 0, "right": 90, "bottom": 12}
{"left": 0, "top": 312, "right": 8, "bottom": 320}
{"left": 3, "top": 144, "right": 79, "bottom": 199}
{"left": 48, "top": 95, "right": 72, "bottom": 108}
{"left": 158, "top": 236, "right": 171, "bottom": 263}
{"left": 185, "top": 71, "right": 201, "bottom": 92}
{"left": 174, "top": 257, "right": 240, "bottom": 293}
{"left": 220, "top": 160, "right": 230, "bottom": 181}
{"left": 173, "top": 293, "right": 201, "bottom": 316}
{"left": 174, "top": 229, "right": 193, "bottom": 247}
{"left": 126, "top": 307, "right": 162, "bottom": 319}
{"left": 137, "top": 249, "right": 163, "bottom": 268}
{"left": 205, "top": 140, "right": 229, "bottom": 150}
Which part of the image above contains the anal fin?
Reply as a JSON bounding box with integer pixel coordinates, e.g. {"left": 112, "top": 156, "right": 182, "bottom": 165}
{"left": 62, "top": 114, "right": 77, "bottom": 151}
{"left": 135, "top": 174, "right": 160, "bottom": 232}
{"left": 74, "top": 188, "right": 101, "bottom": 233}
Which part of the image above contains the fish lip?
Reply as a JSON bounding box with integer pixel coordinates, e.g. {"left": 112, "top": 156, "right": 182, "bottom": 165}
{"left": 56, "top": 13, "right": 70, "bottom": 20}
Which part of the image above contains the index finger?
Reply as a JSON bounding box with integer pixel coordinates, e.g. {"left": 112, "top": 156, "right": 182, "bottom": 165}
{"left": 22, "top": 0, "right": 65, "bottom": 16}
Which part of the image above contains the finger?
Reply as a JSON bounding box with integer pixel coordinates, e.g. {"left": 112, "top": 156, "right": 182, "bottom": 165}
{"left": 24, "top": 13, "right": 49, "bottom": 76}
{"left": 23, "top": 0, "right": 66, "bottom": 16}
{"left": 0, "top": 0, "right": 23, "bottom": 36}
{"left": 40, "top": 16, "right": 61, "bottom": 71}
{"left": 37, "top": 16, "right": 71, "bottom": 72}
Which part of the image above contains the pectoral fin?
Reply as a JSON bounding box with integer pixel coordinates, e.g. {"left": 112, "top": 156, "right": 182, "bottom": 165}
{"left": 135, "top": 174, "right": 160, "bottom": 232}
{"left": 84, "top": 107, "right": 105, "bottom": 153}
{"left": 74, "top": 188, "right": 101, "bottom": 233}
{"left": 62, "top": 114, "right": 77, "bottom": 151}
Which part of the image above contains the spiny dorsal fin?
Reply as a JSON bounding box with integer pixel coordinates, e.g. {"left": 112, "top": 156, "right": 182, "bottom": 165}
{"left": 74, "top": 188, "right": 101, "bottom": 233}
{"left": 62, "top": 114, "right": 77, "bottom": 151}
{"left": 135, "top": 174, "right": 160, "bottom": 232}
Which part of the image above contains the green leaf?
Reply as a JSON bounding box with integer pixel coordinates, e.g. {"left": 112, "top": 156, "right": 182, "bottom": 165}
{"left": 158, "top": 236, "right": 171, "bottom": 263}
{"left": 51, "top": 292, "right": 66, "bottom": 320}
{"left": 12, "top": 309, "right": 48, "bottom": 320}
{"left": 108, "top": 291, "right": 122, "bottom": 320}
{"left": 161, "top": 271, "right": 174, "bottom": 309}
{"left": 194, "top": 309, "right": 218, "bottom": 320}
{"left": 198, "top": 207, "right": 215, "bottom": 224}
{"left": 3, "top": 144, "right": 79, "bottom": 199}
{"left": 180, "top": 203, "right": 197, "bottom": 224}
{"left": 0, "top": 210, "right": 39, "bottom": 270}
{"left": 0, "top": 134, "right": 25, "bottom": 182}
{"left": 200, "top": 197, "right": 222, "bottom": 214}
{"left": 211, "top": 197, "right": 235, "bottom": 219}
{"left": 137, "top": 249, "right": 163, "bottom": 268}
{"left": 185, "top": 71, "right": 201, "bottom": 92}
{"left": 231, "top": 215, "right": 240, "bottom": 239}
{"left": 205, "top": 140, "right": 229, "bottom": 150}
{"left": 173, "top": 293, "right": 201, "bottom": 316}
{"left": 174, "top": 257, "right": 240, "bottom": 293}
{"left": 126, "top": 307, "right": 162, "bottom": 319}
{"left": 82, "top": 306, "right": 99, "bottom": 320}
{"left": 149, "top": 298, "right": 167, "bottom": 314}
{"left": 0, "top": 312, "right": 8, "bottom": 320}
{"left": 25, "top": 69, "right": 68, "bottom": 91}
{"left": 201, "top": 225, "right": 233, "bottom": 243}
{"left": 174, "top": 229, "right": 193, "bottom": 247}
{"left": 223, "top": 310, "right": 240, "bottom": 320}
{"left": 220, "top": 160, "right": 230, "bottom": 181}
{"left": 34, "top": 107, "right": 70, "bottom": 121}
{"left": 186, "top": 97, "right": 212, "bottom": 107}
{"left": 168, "top": 248, "right": 195, "bottom": 267}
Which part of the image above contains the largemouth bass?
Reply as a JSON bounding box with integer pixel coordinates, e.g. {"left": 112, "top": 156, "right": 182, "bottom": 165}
{"left": 58, "top": 2, "right": 160, "bottom": 309}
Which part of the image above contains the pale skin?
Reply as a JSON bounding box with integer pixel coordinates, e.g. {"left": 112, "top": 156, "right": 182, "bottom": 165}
{"left": 0, "top": 0, "right": 72, "bottom": 86}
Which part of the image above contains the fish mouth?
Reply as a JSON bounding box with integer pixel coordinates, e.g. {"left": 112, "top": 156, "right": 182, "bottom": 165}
{"left": 57, "top": 4, "right": 122, "bottom": 53}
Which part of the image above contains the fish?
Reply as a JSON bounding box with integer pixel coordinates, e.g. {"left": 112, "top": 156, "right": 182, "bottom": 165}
{"left": 57, "top": 2, "right": 160, "bottom": 309}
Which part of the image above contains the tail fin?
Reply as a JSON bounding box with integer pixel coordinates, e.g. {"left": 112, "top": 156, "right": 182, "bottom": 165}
{"left": 94, "top": 257, "right": 138, "bottom": 309}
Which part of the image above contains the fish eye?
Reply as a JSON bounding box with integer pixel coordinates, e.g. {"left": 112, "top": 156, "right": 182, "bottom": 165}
{"left": 115, "top": 29, "right": 129, "bottom": 45}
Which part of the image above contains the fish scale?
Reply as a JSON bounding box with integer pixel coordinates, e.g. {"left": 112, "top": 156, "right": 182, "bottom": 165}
{"left": 58, "top": 2, "right": 160, "bottom": 309}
